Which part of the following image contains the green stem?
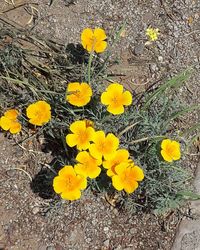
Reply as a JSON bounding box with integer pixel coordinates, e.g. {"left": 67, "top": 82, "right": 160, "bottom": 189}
{"left": 128, "top": 135, "right": 165, "bottom": 144}
{"left": 87, "top": 52, "right": 93, "bottom": 84}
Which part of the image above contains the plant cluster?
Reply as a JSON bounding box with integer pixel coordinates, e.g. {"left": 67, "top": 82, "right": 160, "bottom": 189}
{"left": 0, "top": 24, "right": 199, "bottom": 213}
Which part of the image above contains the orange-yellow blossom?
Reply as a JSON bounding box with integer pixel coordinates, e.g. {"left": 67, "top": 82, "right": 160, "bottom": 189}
{"left": 26, "top": 100, "right": 51, "bottom": 126}
{"left": 53, "top": 165, "right": 87, "bottom": 200}
{"left": 103, "top": 149, "right": 130, "bottom": 176}
{"left": 161, "top": 139, "right": 181, "bottom": 162}
{"left": 101, "top": 83, "right": 132, "bottom": 115}
{"left": 66, "top": 82, "right": 92, "bottom": 107}
{"left": 112, "top": 162, "right": 144, "bottom": 194}
{"left": 0, "top": 109, "right": 21, "bottom": 134}
{"left": 75, "top": 151, "right": 102, "bottom": 178}
{"left": 81, "top": 28, "right": 107, "bottom": 53}
{"left": 66, "top": 120, "right": 95, "bottom": 150}
{"left": 89, "top": 130, "right": 119, "bottom": 160}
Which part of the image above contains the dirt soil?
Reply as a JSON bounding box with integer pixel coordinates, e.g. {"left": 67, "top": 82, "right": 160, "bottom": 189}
{"left": 0, "top": 0, "right": 200, "bottom": 249}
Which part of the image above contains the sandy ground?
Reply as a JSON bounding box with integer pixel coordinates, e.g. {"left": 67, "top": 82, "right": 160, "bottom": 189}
{"left": 0, "top": 0, "right": 200, "bottom": 249}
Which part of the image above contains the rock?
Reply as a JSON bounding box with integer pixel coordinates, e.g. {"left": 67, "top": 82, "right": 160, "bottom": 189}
{"left": 172, "top": 161, "right": 200, "bottom": 250}
{"left": 46, "top": 246, "right": 56, "bottom": 250}
{"left": 150, "top": 63, "right": 158, "bottom": 72}
{"left": 32, "top": 206, "right": 40, "bottom": 215}
{"left": 134, "top": 43, "right": 145, "bottom": 56}
{"left": 103, "top": 239, "right": 110, "bottom": 247}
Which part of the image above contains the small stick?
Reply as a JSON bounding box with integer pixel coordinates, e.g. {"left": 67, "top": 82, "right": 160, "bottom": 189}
{"left": 6, "top": 168, "right": 32, "bottom": 181}
{"left": 118, "top": 122, "right": 140, "bottom": 137}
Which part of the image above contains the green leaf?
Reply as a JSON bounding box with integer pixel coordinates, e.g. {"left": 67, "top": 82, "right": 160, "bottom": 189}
{"left": 177, "top": 191, "right": 200, "bottom": 200}
{"left": 143, "top": 69, "right": 192, "bottom": 109}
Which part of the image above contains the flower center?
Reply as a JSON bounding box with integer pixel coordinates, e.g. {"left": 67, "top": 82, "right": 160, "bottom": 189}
{"left": 90, "top": 36, "right": 97, "bottom": 50}
{"left": 65, "top": 175, "right": 76, "bottom": 191}
{"left": 166, "top": 145, "right": 175, "bottom": 156}
{"left": 78, "top": 129, "right": 89, "bottom": 143}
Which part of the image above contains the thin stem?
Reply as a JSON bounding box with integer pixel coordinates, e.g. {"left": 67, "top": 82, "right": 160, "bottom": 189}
{"left": 87, "top": 52, "right": 93, "bottom": 84}
{"left": 128, "top": 135, "right": 165, "bottom": 144}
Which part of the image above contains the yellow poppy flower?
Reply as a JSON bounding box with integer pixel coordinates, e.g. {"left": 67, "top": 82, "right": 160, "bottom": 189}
{"left": 53, "top": 165, "right": 87, "bottom": 201}
{"left": 81, "top": 28, "right": 107, "bottom": 53}
{"left": 112, "top": 163, "right": 144, "bottom": 194}
{"left": 66, "top": 82, "right": 92, "bottom": 107}
{"left": 101, "top": 83, "right": 132, "bottom": 115}
{"left": 161, "top": 139, "right": 181, "bottom": 162}
{"left": 89, "top": 130, "right": 119, "bottom": 160}
{"left": 0, "top": 109, "right": 21, "bottom": 134}
{"left": 66, "top": 120, "right": 95, "bottom": 150}
{"left": 74, "top": 151, "right": 102, "bottom": 178}
{"left": 103, "top": 149, "right": 130, "bottom": 176}
{"left": 26, "top": 100, "right": 51, "bottom": 126}
{"left": 146, "top": 27, "right": 159, "bottom": 41}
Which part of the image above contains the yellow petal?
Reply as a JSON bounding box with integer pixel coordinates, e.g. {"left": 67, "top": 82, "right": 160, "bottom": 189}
{"left": 106, "top": 133, "right": 119, "bottom": 150}
{"left": 61, "top": 190, "right": 81, "bottom": 200}
{"left": 70, "top": 120, "right": 86, "bottom": 133}
{"left": 76, "top": 151, "right": 89, "bottom": 164}
{"left": 115, "top": 162, "right": 128, "bottom": 175}
{"left": 122, "top": 91, "right": 132, "bottom": 106}
{"left": 81, "top": 28, "right": 94, "bottom": 52}
{"left": 124, "top": 180, "right": 138, "bottom": 194}
{"left": 132, "top": 166, "right": 144, "bottom": 181}
{"left": 106, "top": 169, "right": 113, "bottom": 177}
{"left": 53, "top": 176, "right": 66, "bottom": 194}
{"left": 58, "top": 165, "right": 76, "bottom": 177}
{"left": 173, "top": 151, "right": 181, "bottom": 160}
{"left": 112, "top": 175, "right": 124, "bottom": 191}
{"left": 103, "top": 160, "right": 110, "bottom": 169}
{"left": 37, "top": 101, "right": 51, "bottom": 111}
{"left": 103, "top": 134, "right": 119, "bottom": 160}
{"left": 101, "top": 91, "right": 112, "bottom": 105}
{"left": 74, "top": 163, "right": 101, "bottom": 179}
{"left": 171, "top": 141, "right": 181, "bottom": 160}
{"left": 161, "top": 139, "right": 171, "bottom": 150}
{"left": 106, "top": 83, "right": 123, "bottom": 94}
{"left": 76, "top": 140, "right": 91, "bottom": 151}
{"left": 88, "top": 166, "right": 101, "bottom": 178}
{"left": 66, "top": 134, "right": 77, "bottom": 147}
{"left": 76, "top": 127, "right": 95, "bottom": 151}
{"left": 0, "top": 116, "right": 12, "bottom": 130}
{"left": 107, "top": 104, "right": 124, "bottom": 115}
{"left": 4, "top": 109, "right": 19, "bottom": 120}
{"left": 81, "top": 28, "right": 93, "bottom": 44}
{"left": 92, "top": 130, "right": 105, "bottom": 143}
{"left": 94, "top": 41, "right": 107, "bottom": 53}
{"left": 94, "top": 28, "right": 107, "bottom": 41}
{"left": 161, "top": 149, "right": 173, "bottom": 162}
{"left": 89, "top": 144, "right": 103, "bottom": 160}
{"left": 81, "top": 82, "right": 92, "bottom": 97}
{"left": 29, "top": 117, "right": 43, "bottom": 126}
{"left": 26, "top": 103, "right": 36, "bottom": 119}
{"left": 67, "top": 82, "right": 80, "bottom": 92}
{"left": 103, "top": 149, "right": 130, "bottom": 175}
{"left": 116, "top": 149, "right": 130, "bottom": 161}
{"left": 74, "top": 164, "right": 87, "bottom": 177}
{"left": 77, "top": 175, "right": 87, "bottom": 190}
{"left": 10, "top": 122, "right": 22, "bottom": 134}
